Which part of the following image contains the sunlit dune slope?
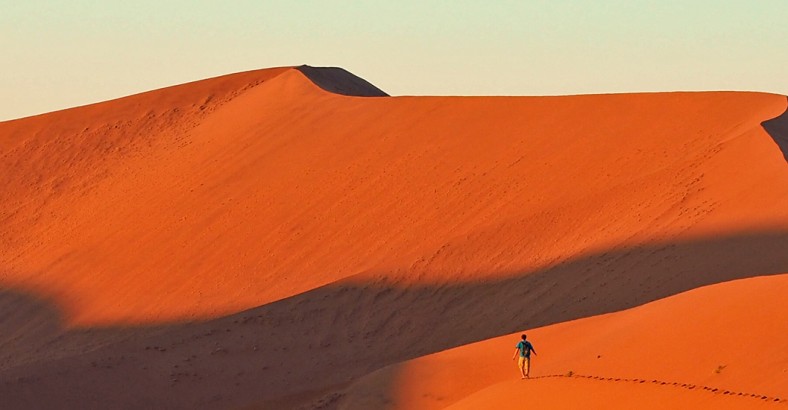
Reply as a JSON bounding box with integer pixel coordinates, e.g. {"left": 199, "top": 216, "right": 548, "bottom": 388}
{"left": 442, "top": 377, "right": 784, "bottom": 410}
{"left": 340, "top": 274, "right": 788, "bottom": 410}
{"left": 1, "top": 66, "right": 787, "bottom": 327}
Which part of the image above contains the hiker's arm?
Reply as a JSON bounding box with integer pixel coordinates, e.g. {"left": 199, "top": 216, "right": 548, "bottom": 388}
{"left": 532, "top": 347, "right": 537, "bottom": 356}
{"left": 512, "top": 348, "right": 519, "bottom": 360}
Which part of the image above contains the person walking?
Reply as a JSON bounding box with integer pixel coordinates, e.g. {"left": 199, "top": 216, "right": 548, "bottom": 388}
{"left": 512, "top": 334, "right": 537, "bottom": 379}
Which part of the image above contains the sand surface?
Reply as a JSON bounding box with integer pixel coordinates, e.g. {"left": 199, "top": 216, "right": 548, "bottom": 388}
{"left": 339, "top": 274, "right": 788, "bottom": 409}
{"left": 1, "top": 66, "right": 786, "bottom": 408}
{"left": 443, "top": 376, "right": 783, "bottom": 410}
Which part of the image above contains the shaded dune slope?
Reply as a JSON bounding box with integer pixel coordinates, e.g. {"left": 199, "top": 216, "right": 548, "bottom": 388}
{"left": 1, "top": 67, "right": 787, "bottom": 408}
{"left": 762, "top": 97, "right": 788, "bottom": 161}
{"left": 296, "top": 65, "right": 389, "bottom": 97}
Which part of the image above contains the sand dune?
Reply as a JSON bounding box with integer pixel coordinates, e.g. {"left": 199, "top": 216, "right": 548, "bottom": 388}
{"left": 1, "top": 66, "right": 786, "bottom": 408}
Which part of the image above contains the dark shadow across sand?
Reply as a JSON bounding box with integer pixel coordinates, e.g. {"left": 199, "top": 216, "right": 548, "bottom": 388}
{"left": 1, "top": 230, "right": 787, "bottom": 409}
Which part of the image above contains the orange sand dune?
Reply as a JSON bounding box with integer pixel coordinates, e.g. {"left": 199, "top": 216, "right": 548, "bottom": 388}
{"left": 339, "top": 274, "right": 788, "bottom": 409}
{"left": 2, "top": 66, "right": 786, "bottom": 326}
{"left": 1, "top": 66, "right": 787, "bottom": 408}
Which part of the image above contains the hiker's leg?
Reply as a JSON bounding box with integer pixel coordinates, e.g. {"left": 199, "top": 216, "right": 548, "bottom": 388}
{"left": 524, "top": 357, "right": 531, "bottom": 377}
{"left": 518, "top": 357, "right": 526, "bottom": 378}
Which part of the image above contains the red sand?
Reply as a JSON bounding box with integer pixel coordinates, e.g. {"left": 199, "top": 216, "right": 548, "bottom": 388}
{"left": 1, "top": 66, "right": 786, "bottom": 408}
{"left": 444, "top": 376, "right": 783, "bottom": 410}
{"left": 341, "top": 274, "right": 788, "bottom": 409}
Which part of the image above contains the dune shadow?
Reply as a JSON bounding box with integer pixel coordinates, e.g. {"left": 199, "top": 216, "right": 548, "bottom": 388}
{"left": 0, "top": 289, "right": 65, "bottom": 370}
{"left": 1, "top": 230, "right": 787, "bottom": 409}
{"left": 296, "top": 65, "right": 389, "bottom": 97}
{"left": 762, "top": 96, "right": 788, "bottom": 162}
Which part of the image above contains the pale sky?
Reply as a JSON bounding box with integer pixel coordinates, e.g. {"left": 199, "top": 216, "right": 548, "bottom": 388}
{"left": 2, "top": 1, "right": 787, "bottom": 121}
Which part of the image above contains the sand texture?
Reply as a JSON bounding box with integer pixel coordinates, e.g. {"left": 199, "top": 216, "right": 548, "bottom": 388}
{"left": 1, "top": 66, "right": 786, "bottom": 409}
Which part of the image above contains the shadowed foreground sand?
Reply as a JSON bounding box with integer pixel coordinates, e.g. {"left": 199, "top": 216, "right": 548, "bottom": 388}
{"left": 1, "top": 66, "right": 787, "bottom": 408}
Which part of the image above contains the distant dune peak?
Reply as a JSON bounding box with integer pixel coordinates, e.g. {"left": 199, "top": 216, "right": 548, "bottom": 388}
{"left": 295, "top": 65, "right": 389, "bottom": 97}
{"left": 762, "top": 96, "right": 788, "bottom": 162}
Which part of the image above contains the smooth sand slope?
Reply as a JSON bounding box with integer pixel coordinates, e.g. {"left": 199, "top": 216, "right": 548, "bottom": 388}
{"left": 340, "top": 274, "right": 788, "bottom": 409}
{"left": 1, "top": 66, "right": 787, "bottom": 408}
